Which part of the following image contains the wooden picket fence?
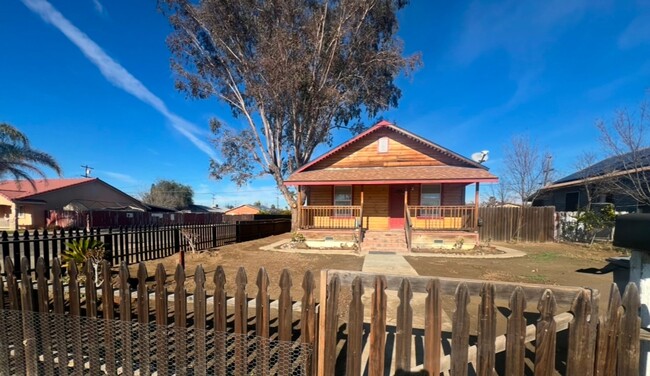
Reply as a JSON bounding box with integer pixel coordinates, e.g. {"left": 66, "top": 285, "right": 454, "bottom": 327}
{"left": 0, "top": 256, "right": 315, "bottom": 375}
{"left": 318, "top": 270, "right": 641, "bottom": 375}
{"left": 479, "top": 206, "right": 555, "bottom": 242}
{"left": 0, "top": 257, "right": 642, "bottom": 375}
{"left": 0, "top": 219, "right": 290, "bottom": 276}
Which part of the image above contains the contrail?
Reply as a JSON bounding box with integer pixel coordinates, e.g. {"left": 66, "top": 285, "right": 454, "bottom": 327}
{"left": 20, "top": 0, "right": 219, "bottom": 160}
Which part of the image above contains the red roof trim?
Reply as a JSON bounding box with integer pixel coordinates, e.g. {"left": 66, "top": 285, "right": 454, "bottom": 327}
{"left": 293, "top": 121, "right": 485, "bottom": 174}
{"left": 285, "top": 178, "right": 498, "bottom": 186}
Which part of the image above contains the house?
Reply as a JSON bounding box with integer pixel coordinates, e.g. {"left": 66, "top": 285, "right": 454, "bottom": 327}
{"left": 284, "top": 121, "right": 498, "bottom": 251}
{"left": 532, "top": 149, "right": 650, "bottom": 212}
{"left": 0, "top": 178, "right": 146, "bottom": 230}
{"left": 225, "top": 204, "right": 263, "bottom": 215}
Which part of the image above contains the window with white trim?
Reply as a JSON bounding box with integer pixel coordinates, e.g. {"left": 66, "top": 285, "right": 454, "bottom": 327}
{"left": 419, "top": 184, "right": 441, "bottom": 216}
{"left": 334, "top": 186, "right": 353, "bottom": 216}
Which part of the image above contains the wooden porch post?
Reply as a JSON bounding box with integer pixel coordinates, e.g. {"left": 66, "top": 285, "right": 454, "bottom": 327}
{"left": 297, "top": 186, "right": 302, "bottom": 229}
{"left": 360, "top": 186, "right": 364, "bottom": 229}
{"left": 404, "top": 188, "right": 409, "bottom": 219}
{"left": 474, "top": 183, "right": 480, "bottom": 230}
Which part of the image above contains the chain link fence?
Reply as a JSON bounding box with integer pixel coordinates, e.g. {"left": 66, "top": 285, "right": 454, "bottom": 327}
{"left": 0, "top": 309, "right": 312, "bottom": 375}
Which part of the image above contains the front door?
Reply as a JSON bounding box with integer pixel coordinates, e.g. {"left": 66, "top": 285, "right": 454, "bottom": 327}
{"left": 388, "top": 185, "right": 406, "bottom": 229}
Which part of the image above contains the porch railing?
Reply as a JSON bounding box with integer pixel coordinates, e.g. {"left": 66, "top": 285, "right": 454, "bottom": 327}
{"left": 406, "top": 205, "right": 475, "bottom": 230}
{"left": 299, "top": 205, "right": 361, "bottom": 229}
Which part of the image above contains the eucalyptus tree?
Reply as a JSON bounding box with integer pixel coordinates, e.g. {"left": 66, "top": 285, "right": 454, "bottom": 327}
{"left": 160, "top": 0, "right": 420, "bottom": 225}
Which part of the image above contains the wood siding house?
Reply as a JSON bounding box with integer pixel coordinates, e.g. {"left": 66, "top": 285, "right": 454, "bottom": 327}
{"left": 285, "top": 121, "right": 498, "bottom": 251}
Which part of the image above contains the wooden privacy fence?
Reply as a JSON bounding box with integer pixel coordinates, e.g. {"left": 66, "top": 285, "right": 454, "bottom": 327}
{"left": 0, "top": 256, "right": 315, "bottom": 375}
{"left": 318, "top": 270, "right": 640, "bottom": 376}
{"left": 0, "top": 219, "right": 290, "bottom": 276}
{"left": 479, "top": 206, "right": 555, "bottom": 242}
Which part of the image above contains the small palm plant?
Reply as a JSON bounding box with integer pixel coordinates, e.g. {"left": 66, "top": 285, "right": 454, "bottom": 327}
{"left": 62, "top": 239, "right": 106, "bottom": 286}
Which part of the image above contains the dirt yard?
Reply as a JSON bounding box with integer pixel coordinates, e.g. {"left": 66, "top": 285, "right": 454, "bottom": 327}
{"left": 405, "top": 241, "right": 628, "bottom": 304}
{"left": 131, "top": 233, "right": 364, "bottom": 300}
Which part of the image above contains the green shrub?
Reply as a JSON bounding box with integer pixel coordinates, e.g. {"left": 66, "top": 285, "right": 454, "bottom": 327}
{"left": 291, "top": 232, "right": 306, "bottom": 243}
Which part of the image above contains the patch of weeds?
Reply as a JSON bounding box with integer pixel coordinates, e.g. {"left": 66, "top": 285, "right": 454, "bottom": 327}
{"left": 530, "top": 252, "right": 559, "bottom": 262}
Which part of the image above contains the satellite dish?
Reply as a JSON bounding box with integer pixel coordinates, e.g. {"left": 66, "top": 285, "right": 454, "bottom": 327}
{"left": 471, "top": 150, "right": 489, "bottom": 164}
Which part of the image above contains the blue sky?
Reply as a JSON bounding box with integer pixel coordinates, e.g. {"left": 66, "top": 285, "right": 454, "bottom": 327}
{"left": 1, "top": 0, "right": 649, "bottom": 207}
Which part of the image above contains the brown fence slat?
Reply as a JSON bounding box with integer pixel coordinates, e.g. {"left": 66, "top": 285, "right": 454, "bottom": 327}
{"left": 346, "top": 276, "right": 364, "bottom": 376}
{"left": 279, "top": 269, "right": 293, "bottom": 370}
{"left": 594, "top": 284, "right": 621, "bottom": 376}
{"left": 477, "top": 283, "right": 496, "bottom": 376}
{"left": 100, "top": 260, "right": 117, "bottom": 374}
{"left": 505, "top": 286, "right": 526, "bottom": 376}
{"left": 194, "top": 265, "right": 207, "bottom": 376}
{"left": 84, "top": 260, "right": 101, "bottom": 375}
{"left": 424, "top": 278, "right": 441, "bottom": 376}
{"left": 20, "top": 257, "right": 38, "bottom": 376}
{"left": 256, "top": 267, "right": 270, "bottom": 376}
{"left": 534, "top": 289, "right": 557, "bottom": 376}
{"left": 174, "top": 264, "right": 187, "bottom": 376}
{"left": 451, "top": 282, "right": 470, "bottom": 376}
{"left": 119, "top": 262, "right": 133, "bottom": 376}
{"left": 301, "top": 270, "right": 316, "bottom": 376}
{"left": 395, "top": 278, "right": 413, "bottom": 372}
{"left": 68, "top": 262, "right": 84, "bottom": 375}
{"left": 52, "top": 258, "right": 68, "bottom": 376}
{"left": 618, "top": 283, "right": 640, "bottom": 376}
{"left": 155, "top": 264, "right": 169, "bottom": 376}
{"left": 136, "top": 262, "right": 150, "bottom": 375}
{"left": 213, "top": 266, "right": 227, "bottom": 375}
{"left": 36, "top": 258, "right": 55, "bottom": 376}
{"left": 0, "top": 270, "right": 9, "bottom": 375}
{"left": 322, "top": 274, "right": 341, "bottom": 376}
{"left": 5, "top": 257, "right": 24, "bottom": 373}
{"left": 368, "top": 275, "right": 387, "bottom": 376}
{"left": 567, "top": 289, "right": 594, "bottom": 376}
{"left": 234, "top": 267, "right": 248, "bottom": 376}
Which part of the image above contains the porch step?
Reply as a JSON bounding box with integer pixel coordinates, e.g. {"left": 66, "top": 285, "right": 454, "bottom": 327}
{"left": 362, "top": 231, "right": 408, "bottom": 253}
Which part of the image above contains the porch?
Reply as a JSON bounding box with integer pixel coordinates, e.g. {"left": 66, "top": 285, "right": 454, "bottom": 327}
{"left": 298, "top": 204, "right": 477, "bottom": 231}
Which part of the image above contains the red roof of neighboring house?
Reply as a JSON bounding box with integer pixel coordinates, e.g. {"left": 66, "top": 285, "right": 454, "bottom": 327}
{"left": 0, "top": 178, "right": 95, "bottom": 200}
{"left": 285, "top": 166, "right": 497, "bottom": 185}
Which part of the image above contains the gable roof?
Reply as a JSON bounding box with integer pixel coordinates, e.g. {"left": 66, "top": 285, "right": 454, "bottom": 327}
{"left": 293, "top": 120, "right": 488, "bottom": 174}
{"left": 0, "top": 178, "right": 95, "bottom": 200}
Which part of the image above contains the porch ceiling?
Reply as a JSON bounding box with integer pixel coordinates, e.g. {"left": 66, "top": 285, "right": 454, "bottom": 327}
{"left": 285, "top": 166, "right": 498, "bottom": 185}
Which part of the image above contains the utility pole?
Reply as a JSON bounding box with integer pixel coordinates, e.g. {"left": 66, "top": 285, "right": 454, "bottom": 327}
{"left": 81, "top": 165, "right": 94, "bottom": 178}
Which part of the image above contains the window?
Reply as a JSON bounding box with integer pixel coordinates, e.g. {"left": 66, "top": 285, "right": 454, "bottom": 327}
{"left": 565, "top": 192, "right": 580, "bottom": 211}
{"left": 334, "top": 186, "right": 352, "bottom": 216}
{"left": 419, "top": 184, "right": 441, "bottom": 216}
{"left": 377, "top": 137, "right": 389, "bottom": 153}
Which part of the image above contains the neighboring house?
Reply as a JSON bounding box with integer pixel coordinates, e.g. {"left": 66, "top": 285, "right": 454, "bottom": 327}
{"left": 225, "top": 204, "right": 263, "bottom": 215}
{"left": 532, "top": 149, "right": 650, "bottom": 212}
{"left": 284, "top": 120, "right": 498, "bottom": 250}
{"left": 0, "top": 178, "right": 146, "bottom": 230}
{"left": 180, "top": 204, "right": 227, "bottom": 213}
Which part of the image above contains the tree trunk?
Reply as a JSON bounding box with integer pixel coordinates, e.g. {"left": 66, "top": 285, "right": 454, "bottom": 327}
{"left": 291, "top": 206, "right": 300, "bottom": 232}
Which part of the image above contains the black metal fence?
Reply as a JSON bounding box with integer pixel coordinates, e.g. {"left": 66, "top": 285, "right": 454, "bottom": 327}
{"left": 0, "top": 219, "right": 291, "bottom": 275}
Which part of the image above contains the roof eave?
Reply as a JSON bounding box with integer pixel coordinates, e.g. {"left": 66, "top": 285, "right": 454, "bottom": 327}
{"left": 284, "top": 178, "right": 499, "bottom": 186}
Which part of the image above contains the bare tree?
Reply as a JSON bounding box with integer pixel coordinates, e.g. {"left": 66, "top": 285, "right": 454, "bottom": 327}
{"left": 572, "top": 151, "right": 613, "bottom": 210}
{"left": 597, "top": 103, "right": 650, "bottom": 207}
{"left": 502, "top": 135, "right": 553, "bottom": 205}
{"left": 486, "top": 179, "right": 514, "bottom": 206}
{"left": 160, "top": 0, "right": 420, "bottom": 228}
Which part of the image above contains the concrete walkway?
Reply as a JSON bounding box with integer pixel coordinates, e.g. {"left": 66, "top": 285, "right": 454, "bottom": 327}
{"left": 362, "top": 253, "right": 418, "bottom": 276}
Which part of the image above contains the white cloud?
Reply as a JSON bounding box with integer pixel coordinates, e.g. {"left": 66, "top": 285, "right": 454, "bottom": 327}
{"left": 20, "top": 0, "right": 219, "bottom": 161}
{"left": 100, "top": 171, "right": 139, "bottom": 185}
{"left": 92, "top": 0, "right": 104, "bottom": 14}
{"left": 618, "top": 13, "right": 650, "bottom": 49}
